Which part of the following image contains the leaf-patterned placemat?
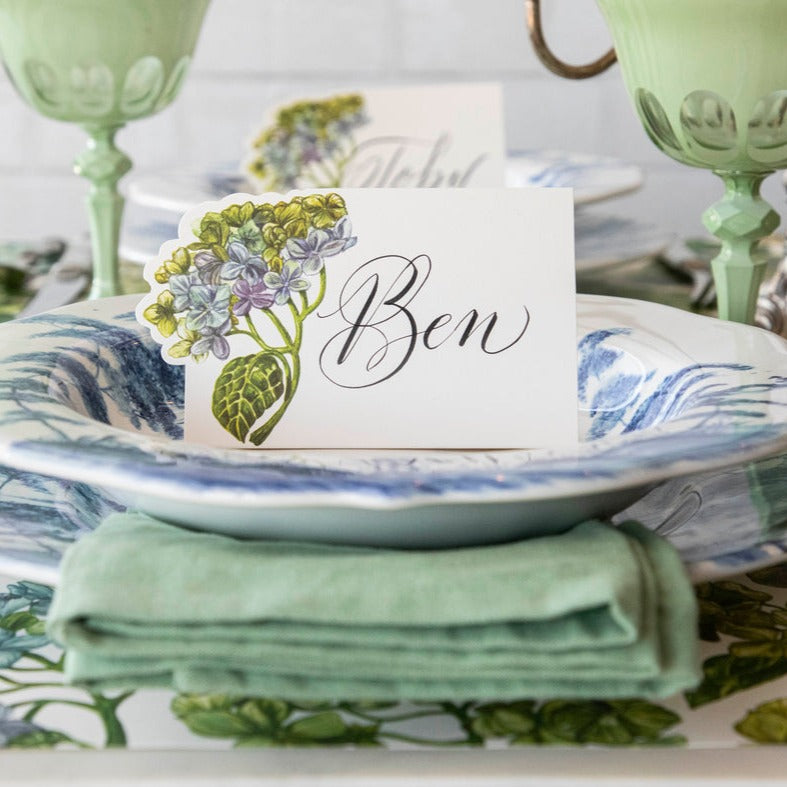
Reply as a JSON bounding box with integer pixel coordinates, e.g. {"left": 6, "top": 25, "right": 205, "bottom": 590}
{"left": 1, "top": 564, "right": 785, "bottom": 750}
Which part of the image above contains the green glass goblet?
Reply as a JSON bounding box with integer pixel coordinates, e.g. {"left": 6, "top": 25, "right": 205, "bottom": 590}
{"left": 0, "top": 0, "right": 211, "bottom": 298}
{"left": 527, "top": 0, "right": 787, "bottom": 325}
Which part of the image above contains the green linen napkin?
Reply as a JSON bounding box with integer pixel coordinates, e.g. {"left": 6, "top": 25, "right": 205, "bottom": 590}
{"left": 47, "top": 513, "right": 700, "bottom": 700}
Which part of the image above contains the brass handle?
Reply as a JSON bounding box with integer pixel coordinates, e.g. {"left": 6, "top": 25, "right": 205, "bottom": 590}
{"left": 525, "top": 0, "right": 617, "bottom": 80}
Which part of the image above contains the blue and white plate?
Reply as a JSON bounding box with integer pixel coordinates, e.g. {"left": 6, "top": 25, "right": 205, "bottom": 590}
{"left": 126, "top": 151, "right": 643, "bottom": 216}
{"left": 0, "top": 433, "right": 784, "bottom": 587}
{"left": 505, "top": 150, "right": 643, "bottom": 205}
{"left": 574, "top": 212, "right": 673, "bottom": 272}
{"left": 0, "top": 295, "right": 785, "bottom": 556}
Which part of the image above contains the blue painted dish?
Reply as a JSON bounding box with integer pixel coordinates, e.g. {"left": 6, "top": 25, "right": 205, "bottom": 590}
{"left": 0, "top": 457, "right": 784, "bottom": 586}
{"left": 0, "top": 294, "right": 785, "bottom": 550}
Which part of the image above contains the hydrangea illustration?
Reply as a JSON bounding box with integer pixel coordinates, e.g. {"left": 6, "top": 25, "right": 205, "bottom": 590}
{"left": 0, "top": 582, "right": 52, "bottom": 618}
{"left": 0, "top": 704, "right": 43, "bottom": 747}
{"left": 0, "top": 628, "right": 49, "bottom": 669}
{"left": 144, "top": 193, "right": 357, "bottom": 445}
{"left": 247, "top": 94, "right": 367, "bottom": 190}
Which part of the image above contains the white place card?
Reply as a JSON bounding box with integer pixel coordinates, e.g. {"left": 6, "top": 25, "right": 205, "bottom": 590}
{"left": 137, "top": 188, "right": 577, "bottom": 449}
{"left": 244, "top": 83, "right": 505, "bottom": 190}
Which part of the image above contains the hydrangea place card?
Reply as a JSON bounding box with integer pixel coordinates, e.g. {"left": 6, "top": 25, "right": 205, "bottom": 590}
{"left": 244, "top": 83, "right": 505, "bottom": 190}
{"left": 137, "top": 188, "right": 577, "bottom": 449}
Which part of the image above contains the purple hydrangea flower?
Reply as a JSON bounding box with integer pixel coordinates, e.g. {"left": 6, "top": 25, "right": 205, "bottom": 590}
{"left": 0, "top": 582, "right": 52, "bottom": 618}
{"left": 184, "top": 284, "right": 232, "bottom": 333}
{"left": 0, "top": 630, "right": 50, "bottom": 669}
{"left": 193, "top": 251, "right": 225, "bottom": 285}
{"left": 191, "top": 329, "right": 231, "bottom": 361}
{"left": 232, "top": 278, "right": 275, "bottom": 317}
{"left": 263, "top": 261, "right": 310, "bottom": 305}
{"left": 329, "top": 216, "right": 357, "bottom": 253}
{"left": 0, "top": 705, "right": 43, "bottom": 747}
{"left": 169, "top": 270, "right": 202, "bottom": 312}
{"left": 285, "top": 228, "right": 345, "bottom": 275}
{"left": 221, "top": 241, "right": 267, "bottom": 284}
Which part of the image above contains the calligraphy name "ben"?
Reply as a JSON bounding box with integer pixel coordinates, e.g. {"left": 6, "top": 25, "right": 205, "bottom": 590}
{"left": 319, "top": 255, "right": 531, "bottom": 389}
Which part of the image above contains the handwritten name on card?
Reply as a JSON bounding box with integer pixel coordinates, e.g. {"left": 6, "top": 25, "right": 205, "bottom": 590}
{"left": 244, "top": 83, "right": 505, "bottom": 191}
{"left": 137, "top": 188, "right": 578, "bottom": 449}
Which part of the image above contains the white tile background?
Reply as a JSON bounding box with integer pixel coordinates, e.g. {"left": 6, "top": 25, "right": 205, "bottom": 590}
{"left": 0, "top": 0, "right": 784, "bottom": 245}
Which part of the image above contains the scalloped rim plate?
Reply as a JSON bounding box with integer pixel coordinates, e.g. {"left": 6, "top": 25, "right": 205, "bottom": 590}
{"left": 0, "top": 455, "right": 784, "bottom": 587}
{"left": 0, "top": 295, "right": 785, "bottom": 550}
{"left": 126, "top": 151, "right": 644, "bottom": 216}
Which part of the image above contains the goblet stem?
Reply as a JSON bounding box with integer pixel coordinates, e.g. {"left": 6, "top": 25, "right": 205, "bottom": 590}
{"left": 73, "top": 125, "right": 132, "bottom": 299}
{"left": 703, "top": 171, "right": 780, "bottom": 324}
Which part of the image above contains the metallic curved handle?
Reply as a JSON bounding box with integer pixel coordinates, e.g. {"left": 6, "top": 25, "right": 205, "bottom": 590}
{"left": 525, "top": 0, "right": 617, "bottom": 80}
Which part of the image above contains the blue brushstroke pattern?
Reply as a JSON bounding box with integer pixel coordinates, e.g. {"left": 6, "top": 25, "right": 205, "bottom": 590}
{"left": 0, "top": 313, "right": 784, "bottom": 501}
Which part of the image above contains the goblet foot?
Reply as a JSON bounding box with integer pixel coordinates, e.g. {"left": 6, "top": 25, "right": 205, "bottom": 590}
{"left": 74, "top": 126, "right": 132, "bottom": 299}
{"left": 702, "top": 172, "right": 780, "bottom": 324}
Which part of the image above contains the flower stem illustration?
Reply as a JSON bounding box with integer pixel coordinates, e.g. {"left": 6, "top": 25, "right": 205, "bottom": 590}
{"left": 144, "top": 192, "right": 357, "bottom": 445}
{"left": 0, "top": 581, "right": 130, "bottom": 749}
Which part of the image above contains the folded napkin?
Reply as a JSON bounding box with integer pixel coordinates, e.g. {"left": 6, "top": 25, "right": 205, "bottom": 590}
{"left": 47, "top": 513, "right": 700, "bottom": 700}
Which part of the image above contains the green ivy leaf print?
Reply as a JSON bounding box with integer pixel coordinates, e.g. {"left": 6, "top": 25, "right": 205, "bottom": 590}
{"left": 233, "top": 699, "right": 291, "bottom": 735}
{"left": 686, "top": 652, "right": 787, "bottom": 708}
{"left": 470, "top": 701, "right": 538, "bottom": 743}
{"left": 0, "top": 610, "right": 44, "bottom": 634}
{"left": 212, "top": 353, "right": 285, "bottom": 442}
{"left": 171, "top": 695, "right": 380, "bottom": 747}
{"left": 696, "top": 581, "right": 773, "bottom": 641}
{"left": 536, "top": 700, "right": 684, "bottom": 746}
{"left": 6, "top": 730, "right": 75, "bottom": 749}
{"left": 735, "top": 699, "right": 787, "bottom": 743}
{"left": 687, "top": 579, "right": 787, "bottom": 708}
{"left": 748, "top": 564, "right": 787, "bottom": 588}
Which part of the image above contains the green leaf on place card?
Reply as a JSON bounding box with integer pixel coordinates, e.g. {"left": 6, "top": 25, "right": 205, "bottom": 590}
{"left": 172, "top": 246, "right": 190, "bottom": 271}
{"left": 212, "top": 353, "right": 285, "bottom": 443}
{"left": 198, "top": 212, "right": 230, "bottom": 246}
{"left": 248, "top": 414, "right": 280, "bottom": 447}
{"left": 222, "top": 202, "right": 256, "bottom": 228}
{"left": 735, "top": 699, "right": 787, "bottom": 743}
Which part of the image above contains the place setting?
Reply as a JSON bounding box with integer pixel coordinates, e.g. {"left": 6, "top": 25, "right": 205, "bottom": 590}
{"left": 120, "top": 83, "right": 672, "bottom": 276}
{"left": 1, "top": 0, "right": 787, "bottom": 764}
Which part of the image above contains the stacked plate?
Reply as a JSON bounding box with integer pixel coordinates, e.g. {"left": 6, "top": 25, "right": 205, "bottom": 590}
{"left": 121, "top": 150, "right": 673, "bottom": 272}
{"left": 0, "top": 293, "right": 785, "bottom": 586}
{"left": 2, "top": 151, "right": 779, "bottom": 588}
